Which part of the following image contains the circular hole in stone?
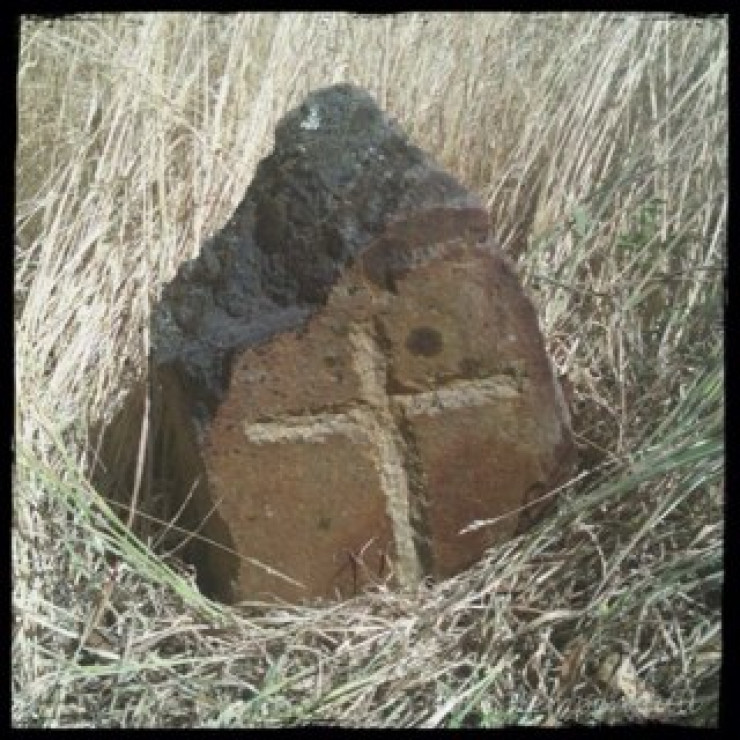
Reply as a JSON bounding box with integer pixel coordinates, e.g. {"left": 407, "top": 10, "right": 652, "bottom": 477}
{"left": 405, "top": 326, "right": 443, "bottom": 357}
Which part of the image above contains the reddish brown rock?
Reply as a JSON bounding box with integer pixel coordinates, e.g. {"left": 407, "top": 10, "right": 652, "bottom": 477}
{"left": 197, "top": 209, "right": 574, "bottom": 602}
{"left": 93, "top": 84, "right": 574, "bottom": 604}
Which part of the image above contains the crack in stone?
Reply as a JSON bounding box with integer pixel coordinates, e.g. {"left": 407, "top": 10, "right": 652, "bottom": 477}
{"left": 348, "top": 326, "right": 424, "bottom": 588}
{"left": 394, "top": 376, "right": 521, "bottom": 416}
{"left": 244, "top": 409, "right": 373, "bottom": 445}
{"left": 369, "top": 314, "right": 436, "bottom": 580}
{"left": 393, "top": 408, "right": 435, "bottom": 576}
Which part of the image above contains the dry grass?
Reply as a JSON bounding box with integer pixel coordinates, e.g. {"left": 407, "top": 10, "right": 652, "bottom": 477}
{"left": 14, "top": 12, "right": 724, "bottom": 727}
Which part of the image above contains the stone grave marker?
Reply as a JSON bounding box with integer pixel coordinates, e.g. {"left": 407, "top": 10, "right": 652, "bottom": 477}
{"left": 95, "top": 84, "right": 574, "bottom": 604}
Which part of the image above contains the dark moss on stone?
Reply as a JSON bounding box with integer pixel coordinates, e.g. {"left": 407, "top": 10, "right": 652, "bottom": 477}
{"left": 151, "top": 83, "right": 481, "bottom": 416}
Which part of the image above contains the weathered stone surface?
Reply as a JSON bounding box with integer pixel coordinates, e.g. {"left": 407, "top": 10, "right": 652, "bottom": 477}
{"left": 199, "top": 212, "right": 573, "bottom": 602}
{"left": 94, "top": 83, "right": 574, "bottom": 604}
{"left": 151, "top": 84, "right": 481, "bottom": 419}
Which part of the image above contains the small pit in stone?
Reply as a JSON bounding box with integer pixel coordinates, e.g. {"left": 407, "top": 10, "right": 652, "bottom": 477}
{"left": 405, "top": 326, "right": 443, "bottom": 357}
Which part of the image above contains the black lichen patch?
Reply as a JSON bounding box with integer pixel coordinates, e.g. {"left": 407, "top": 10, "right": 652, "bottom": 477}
{"left": 151, "top": 84, "right": 479, "bottom": 418}
{"left": 405, "top": 326, "right": 443, "bottom": 357}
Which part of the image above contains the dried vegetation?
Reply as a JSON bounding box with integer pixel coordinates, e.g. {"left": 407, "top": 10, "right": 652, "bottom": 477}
{"left": 14, "top": 12, "right": 724, "bottom": 727}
